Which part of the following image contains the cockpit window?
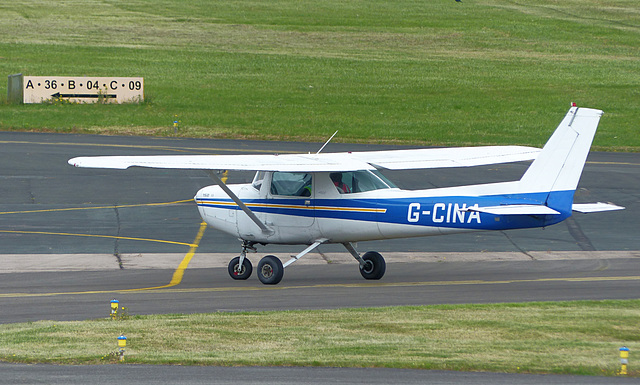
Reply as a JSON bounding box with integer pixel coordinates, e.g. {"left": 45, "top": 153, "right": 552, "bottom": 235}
{"left": 331, "top": 170, "right": 397, "bottom": 194}
{"left": 270, "top": 172, "right": 312, "bottom": 197}
{"left": 252, "top": 171, "right": 266, "bottom": 190}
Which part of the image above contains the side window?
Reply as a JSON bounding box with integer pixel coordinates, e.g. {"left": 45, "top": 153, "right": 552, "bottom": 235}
{"left": 270, "top": 172, "right": 312, "bottom": 197}
{"left": 331, "top": 170, "right": 395, "bottom": 193}
{"left": 350, "top": 171, "right": 385, "bottom": 193}
{"left": 330, "top": 172, "right": 351, "bottom": 194}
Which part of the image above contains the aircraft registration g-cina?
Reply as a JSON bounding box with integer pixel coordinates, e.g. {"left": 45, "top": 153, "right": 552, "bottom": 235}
{"left": 69, "top": 106, "right": 623, "bottom": 285}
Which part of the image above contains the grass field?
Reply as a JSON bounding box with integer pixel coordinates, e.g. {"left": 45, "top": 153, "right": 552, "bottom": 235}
{"left": 0, "top": 300, "right": 638, "bottom": 376}
{"left": 1, "top": 0, "right": 639, "bottom": 149}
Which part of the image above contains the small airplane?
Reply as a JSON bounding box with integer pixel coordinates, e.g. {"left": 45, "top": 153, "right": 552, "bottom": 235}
{"left": 69, "top": 105, "right": 623, "bottom": 284}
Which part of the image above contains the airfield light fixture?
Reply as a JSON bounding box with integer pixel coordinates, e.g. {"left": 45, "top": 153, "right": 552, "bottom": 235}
{"left": 117, "top": 334, "right": 127, "bottom": 362}
{"left": 110, "top": 299, "right": 119, "bottom": 320}
{"left": 619, "top": 346, "right": 629, "bottom": 375}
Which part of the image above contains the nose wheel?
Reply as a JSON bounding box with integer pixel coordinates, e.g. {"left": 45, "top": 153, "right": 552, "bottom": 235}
{"left": 228, "top": 256, "right": 253, "bottom": 280}
{"left": 227, "top": 240, "right": 258, "bottom": 280}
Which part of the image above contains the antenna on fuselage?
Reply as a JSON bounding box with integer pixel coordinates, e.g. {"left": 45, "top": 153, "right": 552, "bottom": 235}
{"left": 316, "top": 130, "right": 339, "bottom": 154}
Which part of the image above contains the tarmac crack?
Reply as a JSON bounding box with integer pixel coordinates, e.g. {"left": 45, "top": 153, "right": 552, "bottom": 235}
{"left": 27, "top": 179, "right": 36, "bottom": 204}
{"left": 565, "top": 216, "right": 597, "bottom": 251}
{"left": 501, "top": 230, "right": 536, "bottom": 260}
{"left": 113, "top": 206, "right": 124, "bottom": 269}
{"left": 114, "top": 253, "right": 124, "bottom": 269}
{"left": 318, "top": 250, "right": 333, "bottom": 264}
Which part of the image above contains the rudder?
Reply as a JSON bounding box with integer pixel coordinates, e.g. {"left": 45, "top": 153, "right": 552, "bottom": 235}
{"left": 519, "top": 106, "right": 603, "bottom": 194}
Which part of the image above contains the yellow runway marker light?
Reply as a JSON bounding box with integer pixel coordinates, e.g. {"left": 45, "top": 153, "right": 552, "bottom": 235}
{"left": 110, "top": 299, "right": 119, "bottom": 320}
{"left": 117, "top": 334, "right": 127, "bottom": 362}
{"left": 620, "top": 346, "right": 629, "bottom": 375}
{"left": 117, "top": 334, "right": 127, "bottom": 348}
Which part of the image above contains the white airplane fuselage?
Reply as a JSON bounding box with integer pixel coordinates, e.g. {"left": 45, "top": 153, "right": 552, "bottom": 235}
{"left": 194, "top": 170, "right": 569, "bottom": 245}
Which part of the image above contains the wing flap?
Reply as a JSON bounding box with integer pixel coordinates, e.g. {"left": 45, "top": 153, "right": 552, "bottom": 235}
{"left": 572, "top": 202, "right": 625, "bottom": 213}
{"left": 353, "top": 146, "right": 541, "bottom": 170}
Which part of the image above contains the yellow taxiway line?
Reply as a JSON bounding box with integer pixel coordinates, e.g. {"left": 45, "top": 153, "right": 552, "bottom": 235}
{"left": 0, "top": 221, "right": 208, "bottom": 298}
{"left": 0, "top": 230, "right": 196, "bottom": 248}
{"left": 142, "top": 221, "right": 208, "bottom": 290}
{"left": 0, "top": 199, "right": 193, "bottom": 216}
{"left": 0, "top": 199, "right": 198, "bottom": 246}
{"left": 0, "top": 187, "right": 214, "bottom": 296}
{"left": 1, "top": 271, "right": 639, "bottom": 299}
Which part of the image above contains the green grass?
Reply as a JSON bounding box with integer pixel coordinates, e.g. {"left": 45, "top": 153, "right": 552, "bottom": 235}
{"left": 0, "top": 0, "right": 639, "bottom": 149}
{"left": 1, "top": 300, "right": 639, "bottom": 376}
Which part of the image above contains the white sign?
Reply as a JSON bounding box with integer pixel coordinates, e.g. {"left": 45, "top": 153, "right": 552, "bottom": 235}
{"left": 8, "top": 75, "right": 144, "bottom": 104}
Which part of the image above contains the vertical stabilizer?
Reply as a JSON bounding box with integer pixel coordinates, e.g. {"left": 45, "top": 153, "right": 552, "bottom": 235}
{"left": 519, "top": 107, "right": 603, "bottom": 195}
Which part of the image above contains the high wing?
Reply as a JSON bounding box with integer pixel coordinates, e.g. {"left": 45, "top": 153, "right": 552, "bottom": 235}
{"left": 69, "top": 153, "right": 374, "bottom": 172}
{"left": 68, "top": 145, "right": 540, "bottom": 172}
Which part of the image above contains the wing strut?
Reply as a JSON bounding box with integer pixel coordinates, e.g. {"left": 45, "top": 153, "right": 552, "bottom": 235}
{"left": 206, "top": 171, "right": 274, "bottom": 235}
{"left": 283, "top": 238, "right": 328, "bottom": 268}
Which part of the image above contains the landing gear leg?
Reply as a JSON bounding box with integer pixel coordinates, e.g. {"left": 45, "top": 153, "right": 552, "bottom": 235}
{"left": 228, "top": 256, "right": 252, "bottom": 280}
{"left": 227, "top": 240, "right": 257, "bottom": 280}
{"left": 256, "top": 239, "right": 328, "bottom": 285}
{"left": 343, "top": 243, "right": 386, "bottom": 280}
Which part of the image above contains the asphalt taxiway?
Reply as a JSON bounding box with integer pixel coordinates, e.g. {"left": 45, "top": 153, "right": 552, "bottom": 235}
{"left": 1, "top": 132, "right": 638, "bottom": 384}
{"left": 2, "top": 363, "right": 639, "bottom": 385}
{"left": 0, "top": 131, "right": 638, "bottom": 323}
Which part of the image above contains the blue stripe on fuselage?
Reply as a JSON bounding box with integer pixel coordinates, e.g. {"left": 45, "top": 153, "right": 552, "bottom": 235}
{"left": 196, "top": 190, "right": 574, "bottom": 231}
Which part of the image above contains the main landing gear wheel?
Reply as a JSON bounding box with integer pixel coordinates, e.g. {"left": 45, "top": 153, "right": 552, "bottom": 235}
{"left": 359, "top": 251, "right": 386, "bottom": 280}
{"left": 257, "top": 255, "right": 284, "bottom": 285}
{"left": 228, "top": 257, "right": 252, "bottom": 280}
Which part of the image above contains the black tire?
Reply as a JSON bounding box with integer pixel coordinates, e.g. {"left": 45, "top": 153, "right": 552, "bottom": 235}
{"left": 257, "top": 255, "right": 284, "bottom": 285}
{"left": 228, "top": 256, "right": 252, "bottom": 280}
{"left": 359, "top": 251, "right": 386, "bottom": 280}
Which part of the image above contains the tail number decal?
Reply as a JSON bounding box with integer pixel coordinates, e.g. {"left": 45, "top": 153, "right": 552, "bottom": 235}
{"left": 408, "top": 203, "right": 481, "bottom": 224}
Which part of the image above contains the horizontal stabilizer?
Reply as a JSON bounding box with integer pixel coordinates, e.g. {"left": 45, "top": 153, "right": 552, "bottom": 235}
{"left": 572, "top": 202, "right": 625, "bottom": 213}
{"left": 465, "top": 204, "right": 560, "bottom": 215}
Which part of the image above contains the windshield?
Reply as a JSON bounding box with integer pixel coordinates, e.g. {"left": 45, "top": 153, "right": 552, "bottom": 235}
{"left": 251, "top": 171, "right": 266, "bottom": 190}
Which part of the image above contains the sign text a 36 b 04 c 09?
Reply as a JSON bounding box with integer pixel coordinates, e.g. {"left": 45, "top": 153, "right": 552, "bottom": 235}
{"left": 8, "top": 75, "right": 143, "bottom": 104}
